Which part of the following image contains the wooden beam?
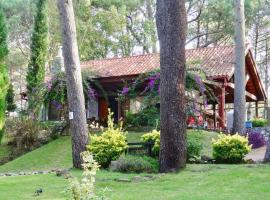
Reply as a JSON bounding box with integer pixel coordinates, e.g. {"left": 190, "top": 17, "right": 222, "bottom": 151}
{"left": 245, "top": 74, "right": 250, "bottom": 85}
{"left": 226, "top": 82, "right": 257, "bottom": 101}
{"left": 213, "top": 103, "right": 217, "bottom": 129}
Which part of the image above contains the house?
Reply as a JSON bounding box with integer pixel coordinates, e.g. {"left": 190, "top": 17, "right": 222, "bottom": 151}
{"left": 47, "top": 45, "right": 267, "bottom": 130}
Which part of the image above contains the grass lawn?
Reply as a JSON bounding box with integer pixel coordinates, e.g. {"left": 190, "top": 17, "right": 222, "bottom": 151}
{"left": 0, "top": 164, "right": 270, "bottom": 200}
{"left": 0, "top": 129, "right": 215, "bottom": 173}
{"left": 2, "top": 129, "right": 268, "bottom": 200}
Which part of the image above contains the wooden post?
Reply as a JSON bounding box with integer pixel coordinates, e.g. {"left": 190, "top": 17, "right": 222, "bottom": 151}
{"left": 267, "top": 107, "right": 270, "bottom": 126}
{"left": 213, "top": 103, "right": 217, "bottom": 129}
{"left": 218, "top": 86, "right": 226, "bottom": 129}
{"left": 255, "top": 101, "right": 259, "bottom": 118}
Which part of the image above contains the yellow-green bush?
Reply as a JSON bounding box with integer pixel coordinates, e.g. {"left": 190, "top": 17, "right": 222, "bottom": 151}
{"left": 87, "top": 110, "right": 128, "bottom": 168}
{"left": 212, "top": 134, "right": 251, "bottom": 163}
{"left": 141, "top": 130, "right": 202, "bottom": 160}
{"left": 141, "top": 130, "right": 160, "bottom": 156}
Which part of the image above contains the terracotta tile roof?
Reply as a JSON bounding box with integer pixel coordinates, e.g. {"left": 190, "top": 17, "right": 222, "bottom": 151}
{"left": 81, "top": 45, "right": 238, "bottom": 79}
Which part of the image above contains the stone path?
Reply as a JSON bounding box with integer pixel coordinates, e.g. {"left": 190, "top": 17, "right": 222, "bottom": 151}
{"left": 245, "top": 146, "right": 266, "bottom": 162}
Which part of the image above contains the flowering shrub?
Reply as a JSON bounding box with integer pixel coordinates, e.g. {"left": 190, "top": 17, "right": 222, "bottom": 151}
{"left": 65, "top": 151, "right": 104, "bottom": 200}
{"left": 88, "top": 110, "right": 128, "bottom": 168}
{"left": 247, "top": 130, "right": 266, "bottom": 149}
{"left": 212, "top": 134, "right": 251, "bottom": 163}
{"left": 119, "top": 68, "right": 215, "bottom": 128}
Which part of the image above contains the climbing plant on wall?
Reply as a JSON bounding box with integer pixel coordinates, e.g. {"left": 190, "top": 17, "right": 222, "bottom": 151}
{"left": 118, "top": 66, "right": 216, "bottom": 127}
{"left": 43, "top": 71, "right": 106, "bottom": 120}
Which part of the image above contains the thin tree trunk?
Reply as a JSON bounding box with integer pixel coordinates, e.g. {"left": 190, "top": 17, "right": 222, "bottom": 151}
{"left": 264, "top": 40, "right": 269, "bottom": 118}
{"left": 196, "top": 18, "right": 201, "bottom": 48}
{"left": 156, "top": 0, "right": 187, "bottom": 173}
{"left": 57, "top": 0, "right": 89, "bottom": 168}
{"left": 146, "top": 0, "right": 157, "bottom": 53}
{"left": 264, "top": 123, "right": 270, "bottom": 162}
{"left": 232, "top": 0, "right": 246, "bottom": 134}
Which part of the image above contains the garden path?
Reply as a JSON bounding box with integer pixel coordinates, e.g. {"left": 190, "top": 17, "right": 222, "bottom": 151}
{"left": 245, "top": 146, "right": 266, "bottom": 162}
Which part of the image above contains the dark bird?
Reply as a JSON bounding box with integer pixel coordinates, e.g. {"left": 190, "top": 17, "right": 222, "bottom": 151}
{"left": 34, "top": 188, "right": 43, "bottom": 196}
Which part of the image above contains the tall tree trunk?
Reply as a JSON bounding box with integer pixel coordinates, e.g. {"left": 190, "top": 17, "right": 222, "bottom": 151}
{"left": 57, "top": 0, "right": 89, "bottom": 168}
{"left": 156, "top": 0, "right": 187, "bottom": 173}
{"left": 232, "top": 0, "right": 246, "bottom": 134}
{"left": 146, "top": 0, "right": 157, "bottom": 53}
{"left": 264, "top": 107, "right": 270, "bottom": 162}
{"left": 264, "top": 40, "right": 269, "bottom": 118}
{"left": 196, "top": 18, "right": 201, "bottom": 48}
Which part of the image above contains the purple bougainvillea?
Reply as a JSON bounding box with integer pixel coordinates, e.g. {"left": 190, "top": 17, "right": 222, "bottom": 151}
{"left": 147, "top": 72, "right": 160, "bottom": 91}
{"left": 247, "top": 130, "right": 266, "bottom": 149}
{"left": 52, "top": 100, "right": 62, "bottom": 110}
{"left": 122, "top": 86, "right": 129, "bottom": 95}
{"left": 88, "top": 87, "right": 97, "bottom": 99}
{"left": 194, "top": 75, "right": 206, "bottom": 94}
{"left": 148, "top": 78, "right": 156, "bottom": 90}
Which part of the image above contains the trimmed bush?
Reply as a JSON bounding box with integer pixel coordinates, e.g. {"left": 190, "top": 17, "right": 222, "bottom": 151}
{"left": 251, "top": 118, "right": 267, "bottom": 127}
{"left": 111, "top": 155, "right": 158, "bottom": 173}
{"left": 141, "top": 129, "right": 160, "bottom": 156}
{"left": 212, "top": 134, "right": 251, "bottom": 163}
{"left": 125, "top": 106, "right": 159, "bottom": 128}
{"left": 141, "top": 130, "right": 202, "bottom": 160}
{"left": 247, "top": 130, "right": 266, "bottom": 149}
{"left": 88, "top": 110, "right": 128, "bottom": 168}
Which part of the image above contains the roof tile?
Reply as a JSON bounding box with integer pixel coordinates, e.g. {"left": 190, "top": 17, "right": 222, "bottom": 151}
{"left": 80, "top": 45, "right": 236, "bottom": 79}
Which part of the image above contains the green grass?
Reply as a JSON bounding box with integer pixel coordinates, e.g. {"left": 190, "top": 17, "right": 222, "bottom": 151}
{"left": 0, "top": 164, "right": 270, "bottom": 200}
{"left": 0, "top": 130, "right": 270, "bottom": 199}
{"left": 0, "top": 130, "right": 217, "bottom": 173}
{"left": 0, "top": 137, "right": 72, "bottom": 173}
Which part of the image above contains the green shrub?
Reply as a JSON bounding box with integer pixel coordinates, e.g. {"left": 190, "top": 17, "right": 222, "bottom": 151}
{"left": 88, "top": 110, "right": 128, "bottom": 168}
{"left": 111, "top": 155, "right": 158, "bottom": 173}
{"left": 141, "top": 130, "right": 160, "bottom": 156}
{"left": 251, "top": 118, "right": 267, "bottom": 127}
{"left": 141, "top": 130, "right": 202, "bottom": 160}
{"left": 0, "top": 128, "right": 3, "bottom": 144}
{"left": 212, "top": 134, "right": 251, "bottom": 163}
{"left": 40, "top": 121, "right": 68, "bottom": 140}
{"left": 125, "top": 106, "right": 160, "bottom": 128}
{"left": 187, "top": 134, "right": 203, "bottom": 160}
{"left": 5, "top": 118, "right": 51, "bottom": 155}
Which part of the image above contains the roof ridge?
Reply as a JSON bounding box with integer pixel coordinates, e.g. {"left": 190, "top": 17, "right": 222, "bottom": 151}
{"left": 81, "top": 53, "right": 159, "bottom": 64}
{"left": 81, "top": 45, "right": 236, "bottom": 64}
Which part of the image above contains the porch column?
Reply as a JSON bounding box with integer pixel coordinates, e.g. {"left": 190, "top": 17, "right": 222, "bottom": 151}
{"left": 255, "top": 101, "right": 259, "bottom": 118}
{"left": 213, "top": 103, "right": 217, "bottom": 129}
{"left": 218, "top": 86, "right": 226, "bottom": 129}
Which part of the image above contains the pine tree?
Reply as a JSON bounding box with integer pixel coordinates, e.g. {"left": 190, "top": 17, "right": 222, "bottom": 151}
{"left": 156, "top": 0, "right": 187, "bottom": 172}
{"left": 57, "top": 0, "right": 89, "bottom": 168}
{"left": 232, "top": 0, "right": 246, "bottom": 134}
{"left": 6, "top": 83, "right": 16, "bottom": 112}
{"left": 26, "top": 0, "right": 48, "bottom": 119}
{"left": 0, "top": 9, "right": 9, "bottom": 143}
